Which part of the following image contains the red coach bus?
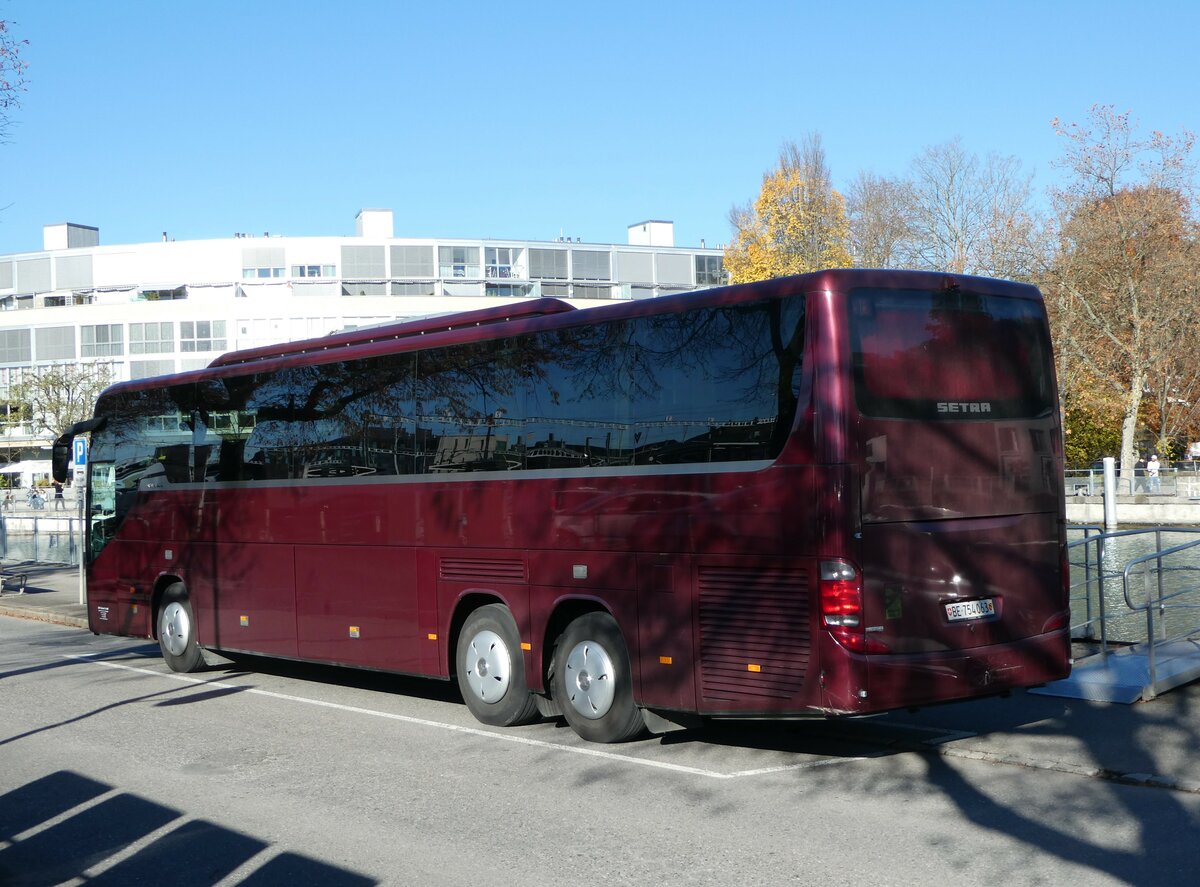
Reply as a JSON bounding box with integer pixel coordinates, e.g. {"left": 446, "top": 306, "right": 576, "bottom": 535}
{"left": 53, "top": 269, "right": 1070, "bottom": 743}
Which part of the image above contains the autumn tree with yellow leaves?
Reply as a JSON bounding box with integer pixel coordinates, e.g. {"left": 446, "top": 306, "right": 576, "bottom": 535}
{"left": 724, "top": 136, "right": 852, "bottom": 283}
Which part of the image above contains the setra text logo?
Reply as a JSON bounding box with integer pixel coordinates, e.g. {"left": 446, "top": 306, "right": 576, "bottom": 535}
{"left": 937, "top": 402, "right": 993, "bottom": 414}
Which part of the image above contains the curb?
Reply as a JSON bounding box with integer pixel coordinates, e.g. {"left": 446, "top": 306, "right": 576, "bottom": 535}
{"left": 0, "top": 603, "right": 88, "bottom": 630}
{"left": 933, "top": 739, "right": 1200, "bottom": 795}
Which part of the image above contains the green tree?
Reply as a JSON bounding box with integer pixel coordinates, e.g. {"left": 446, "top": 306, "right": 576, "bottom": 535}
{"left": 724, "top": 135, "right": 852, "bottom": 283}
{"left": 10, "top": 362, "right": 115, "bottom": 438}
{"left": 1061, "top": 388, "right": 1123, "bottom": 468}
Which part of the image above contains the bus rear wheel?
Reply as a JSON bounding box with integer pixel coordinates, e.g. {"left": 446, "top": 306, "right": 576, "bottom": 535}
{"left": 456, "top": 604, "right": 540, "bottom": 727}
{"left": 553, "top": 612, "right": 646, "bottom": 743}
{"left": 157, "top": 584, "right": 205, "bottom": 673}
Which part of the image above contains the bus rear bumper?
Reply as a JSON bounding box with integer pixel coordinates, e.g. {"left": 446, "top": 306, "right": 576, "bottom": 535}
{"left": 859, "top": 629, "right": 1072, "bottom": 712}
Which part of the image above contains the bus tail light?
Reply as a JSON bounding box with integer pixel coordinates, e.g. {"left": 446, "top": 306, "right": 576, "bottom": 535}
{"left": 820, "top": 560, "right": 886, "bottom": 654}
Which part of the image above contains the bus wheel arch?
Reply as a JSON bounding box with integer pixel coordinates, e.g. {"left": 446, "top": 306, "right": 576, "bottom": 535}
{"left": 155, "top": 580, "right": 205, "bottom": 673}
{"left": 453, "top": 598, "right": 540, "bottom": 727}
{"left": 541, "top": 599, "right": 605, "bottom": 688}
{"left": 149, "top": 574, "right": 185, "bottom": 635}
{"left": 550, "top": 608, "right": 646, "bottom": 743}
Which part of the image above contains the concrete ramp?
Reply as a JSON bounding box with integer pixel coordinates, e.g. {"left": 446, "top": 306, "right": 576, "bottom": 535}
{"left": 1032, "top": 638, "right": 1200, "bottom": 703}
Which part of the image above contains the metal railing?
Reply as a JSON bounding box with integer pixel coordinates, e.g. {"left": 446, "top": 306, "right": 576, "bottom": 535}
{"left": 1065, "top": 468, "right": 1200, "bottom": 498}
{"left": 0, "top": 499, "right": 83, "bottom": 566}
{"left": 1067, "top": 526, "right": 1200, "bottom": 689}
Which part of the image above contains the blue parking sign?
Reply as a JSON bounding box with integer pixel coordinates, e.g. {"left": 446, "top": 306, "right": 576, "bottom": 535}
{"left": 73, "top": 437, "right": 88, "bottom": 466}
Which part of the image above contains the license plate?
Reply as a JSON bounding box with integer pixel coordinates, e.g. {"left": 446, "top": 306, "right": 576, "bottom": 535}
{"left": 944, "top": 598, "right": 996, "bottom": 622}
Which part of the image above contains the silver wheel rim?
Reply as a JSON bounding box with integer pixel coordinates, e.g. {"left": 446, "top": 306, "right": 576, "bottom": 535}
{"left": 463, "top": 629, "right": 512, "bottom": 704}
{"left": 160, "top": 601, "right": 191, "bottom": 657}
{"left": 563, "top": 639, "right": 616, "bottom": 720}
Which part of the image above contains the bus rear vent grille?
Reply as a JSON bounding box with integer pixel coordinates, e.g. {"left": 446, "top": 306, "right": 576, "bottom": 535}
{"left": 439, "top": 557, "right": 527, "bottom": 584}
{"left": 698, "top": 565, "right": 810, "bottom": 702}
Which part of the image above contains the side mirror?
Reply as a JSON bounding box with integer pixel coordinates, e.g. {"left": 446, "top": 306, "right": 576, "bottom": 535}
{"left": 51, "top": 435, "right": 72, "bottom": 483}
{"left": 51, "top": 417, "right": 106, "bottom": 483}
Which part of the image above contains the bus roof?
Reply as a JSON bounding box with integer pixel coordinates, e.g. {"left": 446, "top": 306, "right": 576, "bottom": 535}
{"left": 95, "top": 269, "right": 1042, "bottom": 399}
{"left": 208, "top": 297, "right": 577, "bottom": 368}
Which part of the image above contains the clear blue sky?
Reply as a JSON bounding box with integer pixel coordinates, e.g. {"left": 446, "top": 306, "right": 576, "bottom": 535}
{"left": 1, "top": 0, "right": 1196, "bottom": 255}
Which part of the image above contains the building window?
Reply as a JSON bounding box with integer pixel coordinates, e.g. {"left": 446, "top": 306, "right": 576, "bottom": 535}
{"left": 55, "top": 254, "right": 94, "bottom": 290}
{"left": 139, "top": 286, "right": 188, "bottom": 301}
{"left": 242, "top": 247, "right": 286, "bottom": 280}
{"left": 486, "top": 283, "right": 534, "bottom": 298}
{"left": 341, "top": 282, "right": 388, "bottom": 296}
{"left": 442, "top": 281, "right": 484, "bottom": 297}
{"left": 485, "top": 247, "right": 515, "bottom": 278}
{"left": 0, "top": 328, "right": 32, "bottom": 362}
{"left": 15, "top": 258, "right": 51, "bottom": 293}
{"left": 82, "top": 324, "right": 124, "bottom": 357}
{"left": 341, "top": 245, "right": 386, "bottom": 278}
{"left": 573, "top": 284, "right": 612, "bottom": 300}
{"left": 181, "top": 320, "right": 226, "bottom": 352}
{"left": 35, "top": 326, "right": 76, "bottom": 361}
{"left": 391, "top": 245, "right": 434, "bottom": 277}
{"left": 130, "top": 322, "right": 174, "bottom": 354}
{"left": 696, "top": 255, "right": 725, "bottom": 286}
{"left": 571, "top": 250, "right": 611, "bottom": 281}
{"left": 243, "top": 266, "right": 285, "bottom": 279}
{"left": 291, "top": 265, "right": 336, "bottom": 278}
{"left": 131, "top": 359, "right": 176, "bottom": 380}
{"left": 529, "top": 249, "right": 568, "bottom": 280}
{"left": 656, "top": 253, "right": 693, "bottom": 286}
{"left": 438, "top": 246, "right": 480, "bottom": 278}
{"left": 391, "top": 282, "right": 436, "bottom": 296}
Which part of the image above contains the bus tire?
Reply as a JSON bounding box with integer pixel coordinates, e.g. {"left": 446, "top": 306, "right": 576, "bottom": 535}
{"left": 157, "top": 584, "right": 205, "bottom": 673}
{"left": 456, "top": 604, "right": 540, "bottom": 727}
{"left": 553, "top": 612, "right": 646, "bottom": 743}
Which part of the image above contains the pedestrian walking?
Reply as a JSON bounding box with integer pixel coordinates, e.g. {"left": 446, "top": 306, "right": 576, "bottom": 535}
{"left": 52, "top": 481, "right": 65, "bottom": 510}
{"left": 1148, "top": 454, "right": 1161, "bottom": 493}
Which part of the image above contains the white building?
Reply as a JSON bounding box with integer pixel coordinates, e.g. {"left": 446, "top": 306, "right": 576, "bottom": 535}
{"left": 0, "top": 211, "right": 726, "bottom": 465}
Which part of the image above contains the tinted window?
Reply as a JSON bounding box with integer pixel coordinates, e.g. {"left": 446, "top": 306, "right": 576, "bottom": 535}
{"left": 627, "top": 299, "right": 804, "bottom": 463}
{"left": 850, "top": 288, "right": 1054, "bottom": 420}
{"left": 417, "top": 340, "right": 527, "bottom": 473}
{"left": 525, "top": 322, "right": 635, "bottom": 468}
{"left": 94, "top": 295, "right": 808, "bottom": 491}
{"left": 525, "top": 297, "right": 805, "bottom": 466}
{"left": 209, "top": 355, "right": 417, "bottom": 480}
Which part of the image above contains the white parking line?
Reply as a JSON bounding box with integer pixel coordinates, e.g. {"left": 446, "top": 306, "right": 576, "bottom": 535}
{"left": 63, "top": 654, "right": 869, "bottom": 780}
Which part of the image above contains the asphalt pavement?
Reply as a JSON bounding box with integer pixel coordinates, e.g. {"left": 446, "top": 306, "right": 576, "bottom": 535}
{"left": 0, "top": 560, "right": 87, "bottom": 628}
{"left": 4, "top": 562, "right": 1200, "bottom": 798}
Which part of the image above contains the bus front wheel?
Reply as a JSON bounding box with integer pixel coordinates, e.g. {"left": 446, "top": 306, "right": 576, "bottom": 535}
{"left": 157, "top": 584, "right": 205, "bottom": 673}
{"left": 553, "top": 612, "right": 646, "bottom": 743}
{"left": 456, "top": 604, "right": 540, "bottom": 727}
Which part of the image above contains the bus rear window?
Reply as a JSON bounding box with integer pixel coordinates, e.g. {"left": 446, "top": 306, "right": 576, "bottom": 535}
{"left": 850, "top": 287, "right": 1054, "bottom": 420}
